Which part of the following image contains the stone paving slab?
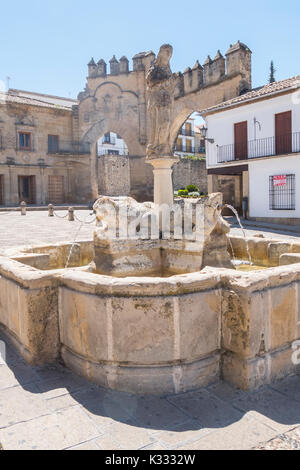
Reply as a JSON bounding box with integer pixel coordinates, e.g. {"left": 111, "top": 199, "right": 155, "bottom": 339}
{"left": 0, "top": 211, "right": 299, "bottom": 254}
{"left": 0, "top": 327, "right": 299, "bottom": 450}
{"left": 0, "top": 210, "right": 95, "bottom": 250}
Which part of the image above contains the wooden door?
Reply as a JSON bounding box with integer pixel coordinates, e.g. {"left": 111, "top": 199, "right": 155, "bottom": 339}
{"left": 48, "top": 175, "right": 65, "bottom": 204}
{"left": 234, "top": 121, "right": 248, "bottom": 160}
{"left": 275, "top": 111, "right": 292, "bottom": 155}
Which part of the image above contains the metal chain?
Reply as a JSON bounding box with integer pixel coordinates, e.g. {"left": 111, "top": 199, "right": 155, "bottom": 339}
{"left": 53, "top": 211, "right": 68, "bottom": 219}
{"left": 74, "top": 213, "right": 96, "bottom": 224}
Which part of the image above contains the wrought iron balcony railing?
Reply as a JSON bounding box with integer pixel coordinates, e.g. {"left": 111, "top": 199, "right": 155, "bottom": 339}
{"left": 217, "top": 132, "right": 300, "bottom": 163}
{"left": 175, "top": 145, "right": 206, "bottom": 154}
{"left": 179, "top": 128, "right": 195, "bottom": 137}
{"left": 98, "top": 147, "right": 129, "bottom": 156}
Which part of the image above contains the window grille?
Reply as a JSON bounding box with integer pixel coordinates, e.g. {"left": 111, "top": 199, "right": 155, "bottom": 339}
{"left": 269, "top": 174, "right": 295, "bottom": 210}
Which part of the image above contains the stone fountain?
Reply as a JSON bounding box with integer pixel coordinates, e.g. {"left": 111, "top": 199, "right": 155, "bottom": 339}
{"left": 0, "top": 45, "right": 299, "bottom": 394}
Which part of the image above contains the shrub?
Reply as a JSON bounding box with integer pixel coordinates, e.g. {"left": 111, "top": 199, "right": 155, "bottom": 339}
{"left": 188, "top": 192, "right": 200, "bottom": 198}
{"left": 178, "top": 189, "right": 189, "bottom": 197}
{"left": 186, "top": 184, "right": 199, "bottom": 193}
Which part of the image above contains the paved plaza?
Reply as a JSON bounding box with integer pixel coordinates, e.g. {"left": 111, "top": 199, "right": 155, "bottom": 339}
{"left": 0, "top": 210, "right": 96, "bottom": 251}
{"left": 0, "top": 210, "right": 300, "bottom": 450}
{"left": 0, "top": 210, "right": 300, "bottom": 253}
{"left": 0, "top": 329, "right": 299, "bottom": 450}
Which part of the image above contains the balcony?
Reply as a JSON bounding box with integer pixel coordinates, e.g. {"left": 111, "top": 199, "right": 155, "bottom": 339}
{"left": 98, "top": 147, "right": 129, "bottom": 156}
{"left": 175, "top": 144, "right": 195, "bottom": 153}
{"left": 175, "top": 144, "right": 206, "bottom": 154}
{"left": 179, "top": 128, "right": 195, "bottom": 137}
{"left": 48, "top": 141, "right": 90, "bottom": 155}
{"left": 217, "top": 132, "right": 300, "bottom": 163}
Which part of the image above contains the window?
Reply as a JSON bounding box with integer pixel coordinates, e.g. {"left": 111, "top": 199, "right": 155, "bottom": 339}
{"left": 48, "top": 135, "right": 59, "bottom": 153}
{"left": 19, "top": 132, "right": 32, "bottom": 150}
{"left": 103, "top": 132, "right": 111, "bottom": 143}
{"left": 269, "top": 174, "right": 295, "bottom": 210}
{"left": 108, "top": 150, "right": 120, "bottom": 155}
{"left": 186, "top": 139, "right": 192, "bottom": 152}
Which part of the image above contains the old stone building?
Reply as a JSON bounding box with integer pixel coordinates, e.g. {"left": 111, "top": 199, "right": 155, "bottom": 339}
{"left": 0, "top": 41, "right": 251, "bottom": 206}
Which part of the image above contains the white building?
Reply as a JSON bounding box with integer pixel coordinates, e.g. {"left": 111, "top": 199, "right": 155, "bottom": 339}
{"left": 203, "top": 76, "right": 300, "bottom": 224}
{"left": 98, "top": 132, "right": 128, "bottom": 156}
{"left": 174, "top": 118, "right": 196, "bottom": 157}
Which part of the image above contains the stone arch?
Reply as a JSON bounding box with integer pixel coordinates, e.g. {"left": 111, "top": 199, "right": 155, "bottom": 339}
{"left": 170, "top": 107, "right": 195, "bottom": 151}
{"left": 79, "top": 81, "right": 144, "bottom": 156}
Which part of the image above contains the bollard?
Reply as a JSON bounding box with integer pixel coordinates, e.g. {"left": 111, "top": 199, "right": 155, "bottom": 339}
{"left": 68, "top": 207, "right": 75, "bottom": 221}
{"left": 20, "top": 201, "right": 26, "bottom": 216}
{"left": 48, "top": 204, "right": 54, "bottom": 217}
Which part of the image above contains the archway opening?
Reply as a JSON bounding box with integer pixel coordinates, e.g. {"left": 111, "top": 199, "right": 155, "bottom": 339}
{"left": 174, "top": 112, "right": 206, "bottom": 159}
{"left": 97, "top": 132, "right": 129, "bottom": 156}
{"left": 96, "top": 132, "right": 130, "bottom": 197}
{"left": 172, "top": 112, "right": 208, "bottom": 197}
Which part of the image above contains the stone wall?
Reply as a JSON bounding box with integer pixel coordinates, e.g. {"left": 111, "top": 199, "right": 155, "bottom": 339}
{"left": 173, "top": 158, "right": 207, "bottom": 193}
{"left": 0, "top": 234, "right": 300, "bottom": 394}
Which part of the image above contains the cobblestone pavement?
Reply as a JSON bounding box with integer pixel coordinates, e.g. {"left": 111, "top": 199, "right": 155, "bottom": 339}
{"left": 0, "top": 211, "right": 300, "bottom": 449}
{"left": 0, "top": 331, "right": 299, "bottom": 450}
{"left": 0, "top": 211, "right": 299, "bottom": 253}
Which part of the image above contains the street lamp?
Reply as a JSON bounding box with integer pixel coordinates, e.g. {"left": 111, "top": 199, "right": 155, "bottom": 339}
{"left": 200, "top": 126, "right": 214, "bottom": 144}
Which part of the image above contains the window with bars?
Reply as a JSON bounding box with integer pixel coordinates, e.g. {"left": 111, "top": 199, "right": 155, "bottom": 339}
{"left": 269, "top": 174, "right": 295, "bottom": 210}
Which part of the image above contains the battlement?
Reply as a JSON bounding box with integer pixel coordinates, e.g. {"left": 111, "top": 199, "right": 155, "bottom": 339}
{"left": 87, "top": 50, "right": 156, "bottom": 78}
{"left": 85, "top": 41, "right": 252, "bottom": 96}
{"left": 182, "top": 41, "right": 252, "bottom": 94}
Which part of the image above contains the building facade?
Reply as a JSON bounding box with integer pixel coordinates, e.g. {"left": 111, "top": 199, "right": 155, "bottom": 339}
{"left": 204, "top": 76, "right": 300, "bottom": 223}
{"left": 0, "top": 42, "right": 251, "bottom": 206}
{"left": 97, "top": 132, "right": 128, "bottom": 156}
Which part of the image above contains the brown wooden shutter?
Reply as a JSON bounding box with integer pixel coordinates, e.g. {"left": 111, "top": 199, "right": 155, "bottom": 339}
{"left": 275, "top": 111, "right": 292, "bottom": 155}
{"left": 234, "top": 121, "right": 248, "bottom": 160}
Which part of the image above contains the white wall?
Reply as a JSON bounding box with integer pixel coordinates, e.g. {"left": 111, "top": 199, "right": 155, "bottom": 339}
{"left": 206, "top": 91, "right": 300, "bottom": 167}
{"left": 249, "top": 155, "right": 300, "bottom": 218}
{"left": 98, "top": 132, "right": 128, "bottom": 156}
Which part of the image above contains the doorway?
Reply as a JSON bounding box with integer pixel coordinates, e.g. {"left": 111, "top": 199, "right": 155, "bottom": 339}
{"left": 18, "top": 176, "right": 36, "bottom": 204}
{"left": 48, "top": 175, "right": 65, "bottom": 204}
{"left": 234, "top": 121, "right": 248, "bottom": 160}
{"left": 275, "top": 111, "right": 292, "bottom": 155}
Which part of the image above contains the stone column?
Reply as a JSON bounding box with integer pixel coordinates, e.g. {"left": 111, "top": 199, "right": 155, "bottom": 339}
{"left": 149, "top": 157, "right": 179, "bottom": 206}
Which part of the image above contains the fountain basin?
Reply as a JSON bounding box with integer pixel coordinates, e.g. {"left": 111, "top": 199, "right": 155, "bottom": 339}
{"left": 0, "top": 234, "right": 299, "bottom": 394}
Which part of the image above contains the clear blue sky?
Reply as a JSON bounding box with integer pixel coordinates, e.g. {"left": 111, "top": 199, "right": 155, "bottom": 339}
{"left": 0, "top": 0, "right": 299, "bottom": 99}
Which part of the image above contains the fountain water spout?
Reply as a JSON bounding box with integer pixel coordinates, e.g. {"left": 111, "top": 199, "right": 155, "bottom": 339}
{"left": 223, "top": 204, "right": 252, "bottom": 266}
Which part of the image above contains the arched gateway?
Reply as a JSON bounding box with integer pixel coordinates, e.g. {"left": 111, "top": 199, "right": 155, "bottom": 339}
{"left": 76, "top": 42, "right": 251, "bottom": 201}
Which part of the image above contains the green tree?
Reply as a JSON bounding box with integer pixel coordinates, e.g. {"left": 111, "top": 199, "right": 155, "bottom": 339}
{"left": 269, "top": 61, "right": 276, "bottom": 83}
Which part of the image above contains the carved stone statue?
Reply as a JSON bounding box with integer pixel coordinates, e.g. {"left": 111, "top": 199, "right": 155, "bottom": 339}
{"left": 146, "top": 44, "right": 178, "bottom": 158}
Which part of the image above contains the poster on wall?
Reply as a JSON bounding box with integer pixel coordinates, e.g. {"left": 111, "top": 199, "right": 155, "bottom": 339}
{"left": 273, "top": 175, "right": 287, "bottom": 187}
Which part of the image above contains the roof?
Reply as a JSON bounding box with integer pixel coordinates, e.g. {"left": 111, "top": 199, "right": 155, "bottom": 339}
{"left": 202, "top": 76, "right": 300, "bottom": 115}
{"left": 0, "top": 89, "right": 77, "bottom": 110}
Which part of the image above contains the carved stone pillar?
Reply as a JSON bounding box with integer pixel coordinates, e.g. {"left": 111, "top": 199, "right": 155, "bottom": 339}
{"left": 149, "top": 157, "right": 179, "bottom": 206}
